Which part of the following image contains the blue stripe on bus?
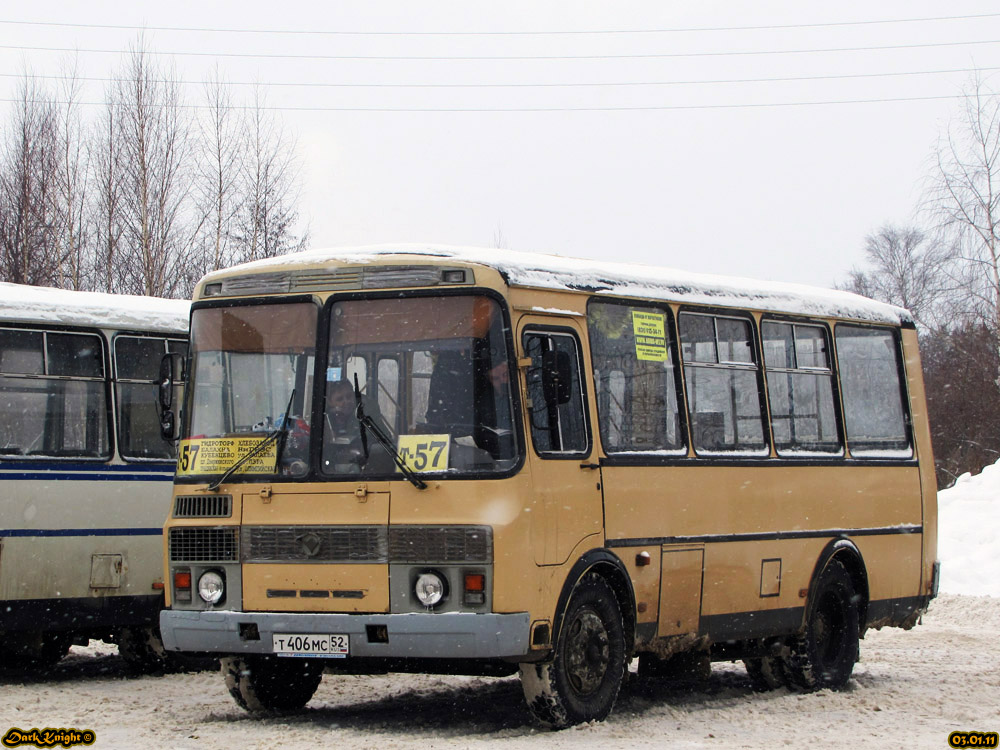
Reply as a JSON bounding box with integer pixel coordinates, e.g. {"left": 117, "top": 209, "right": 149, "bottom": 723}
{"left": 0, "top": 528, "right": 163, "bottom": 537}
{"left": 0, "top": 461, "right": 172, "bottom": 472}
{"left": 0, "top": 472, "right": 174, "bottom": 482}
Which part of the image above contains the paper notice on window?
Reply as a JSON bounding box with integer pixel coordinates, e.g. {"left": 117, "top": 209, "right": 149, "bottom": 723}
{"left": 631, "top": 310, "right": 668, "bottom": 362}
{"left": 177, "top": 437, "right": 278, "bottom": 476}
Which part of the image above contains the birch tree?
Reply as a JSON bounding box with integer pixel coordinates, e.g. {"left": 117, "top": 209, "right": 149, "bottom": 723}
{"left": 844, "top": 225, "right": 953, "bottom": 331}
{"left": 111, "top": 40, "right": 197, "bottom": 296}
{"left": 927, "top": 74, "right": 1000, "bottom": 379}
{"left": 55, "top": 60, "right": 91, "bottom": 290}
{"left": 0, "top": 72, "right": 64, "bottom": 286}
{"left": 193, "top": 69, "right": 242, "bottom": 274}
{"left": 234, "top": 86, "right": 306, "bottom": 263}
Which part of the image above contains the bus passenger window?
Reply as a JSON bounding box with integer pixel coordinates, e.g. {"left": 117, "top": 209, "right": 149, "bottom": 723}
{"left": 762, "top": 321, "right": 840, "bottom": 455}
{"left": 679, "top": 312, "right": 767, "bottom": 455}
{"left": 0, "top": 328, "right": 109, "bottom": 459}
{"left": 523, "top": 331, "right": 588, "bottom": 456}
{"left": 116, "top": 335, "right": 185, "bottom": 460}
{"left": 835, "top": 325, "right": 912, "bottom": 458}
{"left": 587, "top": 302, "right": 684, "bottom": 454}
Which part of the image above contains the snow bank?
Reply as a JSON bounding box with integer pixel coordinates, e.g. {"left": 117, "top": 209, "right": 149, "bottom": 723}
{"left": 938, "top": 460, "right": 1000, "bottom": 596}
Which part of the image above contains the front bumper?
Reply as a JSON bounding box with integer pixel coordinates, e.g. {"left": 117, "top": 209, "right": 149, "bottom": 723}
{"left": 160, "top": 609, "right": 531, "bottom": 660}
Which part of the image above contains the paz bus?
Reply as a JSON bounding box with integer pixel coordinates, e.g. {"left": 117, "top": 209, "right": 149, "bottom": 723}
{"left": 0, "top": 282, "right": 188, "bottom": 669}
{"left": 158, "top": 245, "right": 938, "bottom": 727}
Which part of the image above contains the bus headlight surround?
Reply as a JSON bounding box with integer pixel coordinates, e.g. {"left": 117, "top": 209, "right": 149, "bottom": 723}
{"left": 414, "top": 571, "right": 447, "bottom": 608}
{"left": 198, "top": 570, "right": 225, "bottom": 604}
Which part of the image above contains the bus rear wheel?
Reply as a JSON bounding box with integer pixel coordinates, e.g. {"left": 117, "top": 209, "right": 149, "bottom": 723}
{"left": 519, "top": 573, "right": 627, "bottom": 728}
{"left": 222, "top": 654, "right": 324, "bottom": 713}
{"left": 786, "top": 559, "right": 860, "bottom": 691}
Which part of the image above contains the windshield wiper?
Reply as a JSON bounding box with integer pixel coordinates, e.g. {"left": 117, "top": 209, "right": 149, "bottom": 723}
{"left": 353, "top": 374, "right": 427, "bottom": 490}
{"left": 207, "top": 389, "right": 295, "bottom": 492}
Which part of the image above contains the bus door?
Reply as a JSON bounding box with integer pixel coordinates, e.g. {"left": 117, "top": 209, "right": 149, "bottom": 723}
{"left": 517, "top": 318, "right": 602, "bottom": 566}
{"left": 239, "top": 482, "right": 391, "bottom": 613}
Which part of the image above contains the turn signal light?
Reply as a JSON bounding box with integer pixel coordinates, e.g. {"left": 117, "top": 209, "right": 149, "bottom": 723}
{"left": 463, "top": 573, "right": 486, "bottom": 606}
{"left": 174, "top": 570, "right": 192, "bottom": 602}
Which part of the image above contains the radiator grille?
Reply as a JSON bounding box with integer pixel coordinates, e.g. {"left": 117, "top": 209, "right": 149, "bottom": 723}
{"left": 174, "top": 494, "right": 232, "bottom": 518}
{"left": 169, "top": 527, "right": 239, "bottom": 562}
{"left": 242, "top": 525, "right": 388, "bottom": 563}
{"left": 389, "top": 526, "right": 493, "bottom": 563}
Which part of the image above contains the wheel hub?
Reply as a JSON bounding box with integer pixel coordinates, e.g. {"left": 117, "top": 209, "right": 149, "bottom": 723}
{"left": 564, "top": 609, "right": 610, "bottom": 695}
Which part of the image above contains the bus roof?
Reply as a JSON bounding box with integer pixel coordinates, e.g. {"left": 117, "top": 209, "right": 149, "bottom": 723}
{"left": 201, "top": 244, "right": 914, "bottom": 326}
{"left": 0, "top": 282, "right": 190, "bottom": 334}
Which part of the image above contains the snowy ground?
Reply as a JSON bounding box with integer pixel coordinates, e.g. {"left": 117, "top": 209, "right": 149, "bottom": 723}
{"left": 2, "top": 465, "right": 998, "bottom": 749}
{"left": 0, "top": 595, "right": 996, "bottom": 749}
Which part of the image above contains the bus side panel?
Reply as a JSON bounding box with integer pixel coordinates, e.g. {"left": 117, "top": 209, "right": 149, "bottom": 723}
{"left": 0, "top": 474, "right": 171, "bottom": 631}
{"left": 900, "top": 327, "right": 938, "bottom": 598}
{"left": 602, "top": 463, "right": 924, "bottom": 637}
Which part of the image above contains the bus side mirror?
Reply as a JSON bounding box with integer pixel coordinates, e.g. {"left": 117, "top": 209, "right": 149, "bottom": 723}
{"left": 159, "top": 353, "right": 184, "bottom": 441}
{"left": 541, "top": 350, "right": 573, "bottom": 405}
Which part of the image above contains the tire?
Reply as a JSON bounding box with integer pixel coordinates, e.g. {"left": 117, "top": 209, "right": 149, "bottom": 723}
{"left": 222, "top": 655, "right": 324, "bottom": 713}
{"left": 519, "top": 573, "right": 627, "bottom": 728}
{"left": 118, "top": 626, "right": 170, "bottom": 674}
{"left": 743, "top": 654, "right": 790, "bottom": 692}
{"left": 785, "top": 560, "right": 860, "bottom": 691}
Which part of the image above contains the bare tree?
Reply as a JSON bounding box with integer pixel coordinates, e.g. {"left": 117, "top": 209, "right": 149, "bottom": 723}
{"left": 193, "top": 68, "right": 242, "bottom": 275}
{"left": 54, "top": 59, "right": 91, "bottom": 290}
{"left": 0, "top": 71, "right": 64, "bottom": 286}
{"left": 90, "top": 90, "right": 126, "bottom": 293}
{"left": 926, "top": 73, "right": 1000, "bottom": 375}
{"left": 233, "top": 86, "right": 307, "bottom": 263}
{"left": 843, "top": 224, "right": 954, "bottom": 330}
{"left": 110, "top": 39, "right": 197, "bottom": 297}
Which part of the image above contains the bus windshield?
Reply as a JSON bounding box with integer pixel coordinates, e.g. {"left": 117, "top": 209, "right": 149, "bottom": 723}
{"left": 180, "top": 294, "right": 518, "bottom": 482}
{"left": 324, "top": 294, "right": 518, "bottom": 478}
{"left": 182, "top": 302, "right": 318, "bottom": 480}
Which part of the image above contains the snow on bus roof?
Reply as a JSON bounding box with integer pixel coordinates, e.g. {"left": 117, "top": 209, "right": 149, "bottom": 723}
{"left": 0, "top": 282, "right": 190, "bottom": 333}
{"left": 209, "top": 243, "right": 913, "bottom": 325}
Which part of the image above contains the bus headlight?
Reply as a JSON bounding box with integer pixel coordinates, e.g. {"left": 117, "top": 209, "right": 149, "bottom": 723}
{"left": 414, "top": 571, "right": 446, "bottom": 607}
{"left": 198, "top": 571, "right": 225, "bottom": 604}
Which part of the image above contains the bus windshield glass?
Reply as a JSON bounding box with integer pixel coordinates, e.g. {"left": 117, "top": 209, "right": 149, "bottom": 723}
{"left": 324, "top": 294, "right": 518, "bottom": 477}
{"left": 181, "top": 302, "right": 317, "bottom": 481}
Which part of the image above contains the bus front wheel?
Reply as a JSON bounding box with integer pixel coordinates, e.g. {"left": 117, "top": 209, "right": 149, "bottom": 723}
{"left": 519, "top": 573, "right": 627, "bottom": 728}
{"left": 222, "top": 654, "right": 323, "bottom": 713}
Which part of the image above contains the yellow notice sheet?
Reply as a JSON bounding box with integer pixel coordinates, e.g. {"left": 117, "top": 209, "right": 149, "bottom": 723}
{"left": 177, "top": 436, "right": 278, "bottom": 476}
{"left": 631, "top": 310, "right": 668, "bottom": 362}
{"left": 396, "top": 434, "right": 450, "bottom": 473}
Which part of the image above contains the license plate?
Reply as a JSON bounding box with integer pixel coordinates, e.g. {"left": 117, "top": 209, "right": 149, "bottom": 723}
{"left": 272, "top": 633, "right": 349, "bottom": 658}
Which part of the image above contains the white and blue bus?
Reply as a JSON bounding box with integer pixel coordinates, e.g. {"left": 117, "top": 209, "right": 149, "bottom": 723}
{"left": 0, "top": 282, "right": 189, "bottom": 668}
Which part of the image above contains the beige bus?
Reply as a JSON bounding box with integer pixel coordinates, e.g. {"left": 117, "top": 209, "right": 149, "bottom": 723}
{"left": 158, "top": 245, "right": 938, "bottom": 727}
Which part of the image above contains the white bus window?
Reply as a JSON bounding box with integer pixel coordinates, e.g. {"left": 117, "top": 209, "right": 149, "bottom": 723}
{"left": 115, "top": 336, "right": 183, "bottom": 460}
{"left": 0, "top": 329, "right": 43, "bottom": 374}
{"left": 835, "top": 325, "right": 912, "bottom": 458}
{"left": 0, "top": 329, "right": 108, "bottom": 458}
{"left": 680, "top": 312, "right": 767, "bottom": 455}
{"left": 762, "top": 321, "right": 840, "bottom": 455}
{"left": 588, "top": 302, "right": 684, "bottom": 454}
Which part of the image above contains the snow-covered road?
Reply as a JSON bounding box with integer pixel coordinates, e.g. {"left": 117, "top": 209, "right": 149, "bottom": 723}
{"left": 1, "top": 593, "right": 996, "bottom": 749}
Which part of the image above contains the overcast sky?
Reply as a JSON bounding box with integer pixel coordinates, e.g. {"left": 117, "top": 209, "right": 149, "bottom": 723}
{"left": 1, "top": 1, "right": 997, "bottom": 289}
